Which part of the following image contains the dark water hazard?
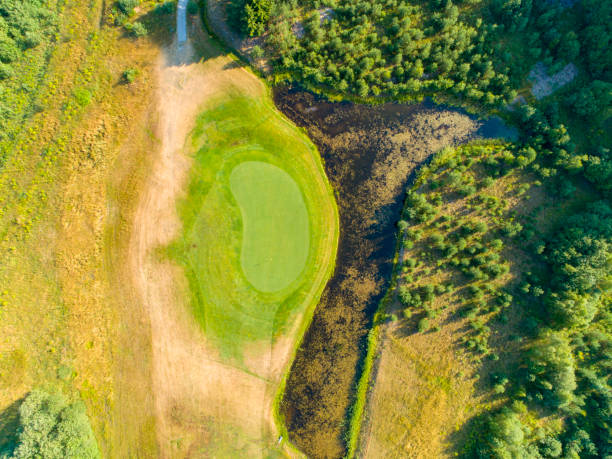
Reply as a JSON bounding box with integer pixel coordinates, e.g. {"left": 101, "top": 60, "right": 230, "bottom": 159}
{"left": 274, "top": 87, "right": 513, "bottom": 459}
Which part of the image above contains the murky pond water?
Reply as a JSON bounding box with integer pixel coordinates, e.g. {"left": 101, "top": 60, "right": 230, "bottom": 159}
{"left": 274, "top": 87, "right": 514, "bottom": 458}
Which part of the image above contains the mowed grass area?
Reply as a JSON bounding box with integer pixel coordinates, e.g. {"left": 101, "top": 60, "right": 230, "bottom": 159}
{"left": 171, "top": 92, "right": 337, "bottom": 363}
{"left": 170, "top": 89, "right": 336, "bottom": 360}
{"left": 166, "top": 76, "right": 338, "bottom": 455}
{"left": 230, "top": 161, "right": 310, "bottom": 293}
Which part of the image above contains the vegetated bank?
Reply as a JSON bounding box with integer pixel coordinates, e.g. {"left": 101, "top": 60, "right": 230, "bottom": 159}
{"left": 273, "top": 86, "right": 515, "bottom": 458}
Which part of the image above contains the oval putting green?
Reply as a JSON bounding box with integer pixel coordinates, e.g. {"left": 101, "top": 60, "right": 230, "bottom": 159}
{"left": 230, "top": 161, "right": 310, "bottom": 292}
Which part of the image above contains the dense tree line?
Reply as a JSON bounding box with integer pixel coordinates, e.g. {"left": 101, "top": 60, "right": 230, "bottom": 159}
{"left": 456, "top": 149, "right": 611, "bottom": 456}
{"left": 264, "top": 0, "right": 519, "bottom": 106}
{"left": 0, "top": 0, "right": 57, "bottom": 79}
{"left": 224, "top": 0, "right": 612, "bottom": 134}
{"left": 400, "top": 141, "right": 611, "bottom": 458}
{"left": 470, "top": 205, "right": 611, "bottom": 457}
{"left": 227, "top": 0, "right": 272, "bottom": 37}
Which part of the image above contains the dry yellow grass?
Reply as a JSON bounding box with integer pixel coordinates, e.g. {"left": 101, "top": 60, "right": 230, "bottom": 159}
{"left": 0, "top": 2, "right": 171, "bottom": 456}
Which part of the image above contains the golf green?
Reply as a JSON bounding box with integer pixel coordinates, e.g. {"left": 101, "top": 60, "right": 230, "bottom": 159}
{"left": 230, "top": 161, "right": 310, "bottom": 293}
{"left": 169, "top": 93, "right": 338, "bottom": 363}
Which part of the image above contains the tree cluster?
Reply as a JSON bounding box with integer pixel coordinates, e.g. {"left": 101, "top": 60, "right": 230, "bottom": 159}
{"left": 2, "top": 390, "right": 100, "bottom": 459}
{"left": 228, "top": 0, "right": 273, "bottom": 37}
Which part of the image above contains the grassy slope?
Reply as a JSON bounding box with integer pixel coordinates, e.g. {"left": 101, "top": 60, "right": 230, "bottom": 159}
{"left": 165, "top": 53, "right": 339, "bottom": 455}
{"left": 0, "top": 2, "right": 171, "bottom": 456}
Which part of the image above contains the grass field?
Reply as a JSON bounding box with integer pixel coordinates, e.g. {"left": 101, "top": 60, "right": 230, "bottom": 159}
{"left": 0, "top": 1, "right": 172, "bottom": 456}
{"left": 127, "top": 32, "right": 339, "bottom": 454}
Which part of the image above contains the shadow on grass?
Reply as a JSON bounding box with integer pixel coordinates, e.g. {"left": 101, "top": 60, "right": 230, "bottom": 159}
{"left": 223, "top": 59, "right": 244, "bottom": 70}
{"left": 0, "top": 397, "right": 24, "bottom": 457}
{"left": 116, "top": 6, "right": 224, "bottom": 64}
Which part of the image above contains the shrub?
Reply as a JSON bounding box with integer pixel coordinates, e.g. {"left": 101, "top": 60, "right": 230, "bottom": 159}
{"left": 154, "top": 1, "right": 175, "bottom": 14}
{"left": 422, "top": 284, "right": 435, "bottom": 302}
{"left": 0, "top": 41, "right": 21, "bottom": 63}
{"left": 538, "top": 437, "right": 563, "bottom": 457}
{"left": 418, "top": 318, "right": 430, "bottom": 332}
{"left": 251, "top": 45, "right": 265, "bottom": 59}
{"left": 130, "top": 21, "right": 148, "bottom": 37}
{"left": 444, "top": 245, "right": 458, "bottom": 258}
{"left": 480, "top": 176, "right": 495, "bottom": 188}
{"left": 501, "top": 221, "right": 523, "bottom": 237}
{"left": 486, "top": 263, "right": 506, "bottom": 278}
{"left": 435, "top": 284, "right": 446, "bottom": 295}
{"left": 243, "top": 0, "right": 273, "bottom": 37}
{"left": 73, "top": 88, "right": 92, "bottom": 107}
{"left": 0, "top": 63, "right": 14, "bottom": 80}
{"left": 526, "top": 331, "right": 577, "bottom": 408}
{"left": 458, "top": 184, "right": 477, "bottom": 196}
{"left": 468, "top": 285, "right": 483, "bottom": 298}
{"left": 9, "top": 390, "right": 100, "bottom": 458}
{"left": 117, "top": 0, "right": 139, "bottom": 14}
{"left": 187, "top": 0, "right": 198, "bottom": 15}
{"left": 122, "top": 68, "right": 138, "bottom": 83}
{"left": 490, "top": 238, "right": 503, "bottom": 251}
{"left": 398, "top": 286, "right": 412, "bottom": 306}
{"left": 474, "top": 221, "right": 489, "bottom": 233}
{"left": 430, "top": 233, "right": 444, "bottom": 246}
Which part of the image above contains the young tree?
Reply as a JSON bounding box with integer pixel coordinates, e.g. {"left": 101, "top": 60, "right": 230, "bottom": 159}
{"left": 9, "top": 390, "right": 100, "bottom": 459}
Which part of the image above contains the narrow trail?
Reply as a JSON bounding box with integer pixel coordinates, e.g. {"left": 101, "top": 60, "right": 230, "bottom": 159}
{"left": 129, "top": 10, "right": 222, "bottom": 455}
{"left": 127, "top": 10, "right": 296, "bottom": 457}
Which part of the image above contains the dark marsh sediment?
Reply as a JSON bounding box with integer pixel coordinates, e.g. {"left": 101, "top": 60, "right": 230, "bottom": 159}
{"left": 274, "top": 87, "right": 514, "bottom": 459}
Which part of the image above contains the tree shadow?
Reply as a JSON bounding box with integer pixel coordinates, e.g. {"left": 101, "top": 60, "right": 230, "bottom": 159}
{"left": 0, "top": 397, "right": 24, "bottom": 457}
{"left": 113, "top": 5, "right": 225, "bottom": 67}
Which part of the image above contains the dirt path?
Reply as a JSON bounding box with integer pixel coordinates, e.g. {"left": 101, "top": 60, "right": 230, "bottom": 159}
{"left": 128, "top": 18, "right": 305, "bottom": 457}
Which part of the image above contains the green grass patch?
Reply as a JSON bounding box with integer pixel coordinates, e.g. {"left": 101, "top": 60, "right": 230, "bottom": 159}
{"left": 230, "top": 161, "right": 310, "bottom": 293}
{"left": 169, "top": 91, "right": 337, "bottom": 365}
